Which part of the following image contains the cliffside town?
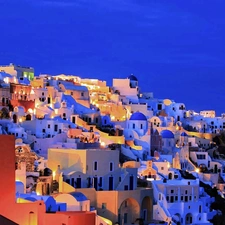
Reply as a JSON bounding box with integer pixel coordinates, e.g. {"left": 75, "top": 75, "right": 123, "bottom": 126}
{"left": 0, "top": 63, "right": 225, "bottom": 225}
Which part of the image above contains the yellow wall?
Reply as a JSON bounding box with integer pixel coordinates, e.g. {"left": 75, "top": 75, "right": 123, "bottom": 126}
{"left": 48, "top": 149, "right": 87, "bottom": 173}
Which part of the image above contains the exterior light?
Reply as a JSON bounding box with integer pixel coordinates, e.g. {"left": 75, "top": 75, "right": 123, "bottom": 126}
{"left": 52, "top": 171, "right": 56, "bottom": 180}
{"left": 100, "top": 142, "right": 106, "bottom": 147}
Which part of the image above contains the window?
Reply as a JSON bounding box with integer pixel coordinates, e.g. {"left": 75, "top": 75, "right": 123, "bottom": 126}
{"left": 71, "top": 92, "right": 73, "bottom": 96}
{"left": 119, "top": 176, "right": 121, "bottom": 182}
{"left": 133, "top": 123, "right": 135, "bottom": 129}
{"left": 158, "top": 104, "right": 162, "bottom": 110}
{"left": 171, "top": 190, "right": 174, "bottom": 194}
{"left": 48, "top": 124, "right": 50, "bottom": 128}
{"left": 42, "top": 92, "right": 44, "bottom": 96}
{"left": 161, "top": 167, "right": 164, "bottom": 170}
{"left": 81, "top": 92, "right": 84, "bottom": 97}
{"left": 102, "top": 203, "right": 107, "bottom": 209}
{"left": 140, "top": 124, "right": 143, "bottom": 129}
{"left": 170, "top": 196, "right": 174, "bottom": 203}
{"left": 94, "top": 161, "right": 98, "bottom": 171}
{"left": 99, "top": 177, "right": 102, "bottom": 187}
{"left": 110, "top": 162, "right": 113, "bottom": 171}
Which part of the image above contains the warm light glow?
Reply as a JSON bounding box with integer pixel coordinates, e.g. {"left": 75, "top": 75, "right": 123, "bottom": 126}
{"left": 100, "top": 142, "right": 106, "bottom": 147}
{"left": 167, "top": 163, "right": 170, "bottom": 168}
{"left": 52, "top": 171, "right": 56, "bottom": 180}
{"left": 195, "top": 168, "right": 200, "bottom": 173}
{"left": 36, "top": 191, "right": 40, "bottom": 196}
{"left": 4, "top": 77, "right": 9, "bottom": 84}
{"left": 28, "top": 108, "right": 33, "bottom": 114}
{"left": 19, "top": 118, "right": 22, "bottom": 123}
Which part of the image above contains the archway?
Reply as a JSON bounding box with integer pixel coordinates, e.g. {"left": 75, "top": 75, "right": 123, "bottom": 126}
{"left": 141, "top": 196, "right": 152, "bottom": 223}
{"left": 2, "top": 97, "right": 5, "bottom": 105}
{"left": 26, "top": 114, "right": 32, "bottom": 121}
{"left": 185, "top": 213, "right": 193, "bottom": 225}
{"left": 119, "top": 198, "right": 140, "bottom": 225}
{"left": 1, "top": 107, "right": 9, "bottom": 118}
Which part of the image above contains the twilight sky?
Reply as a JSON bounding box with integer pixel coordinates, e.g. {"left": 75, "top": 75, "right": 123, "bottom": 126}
{"left": 1, "top": 0, "right": 225, "bottom": 115}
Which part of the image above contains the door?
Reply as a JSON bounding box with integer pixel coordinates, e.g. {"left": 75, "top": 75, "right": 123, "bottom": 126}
{"left": 124, "top": 213, "right": 128, "bottom": 224}
{"left": 54, "top": 125, "right": 58, "bottom": 132}
{"left": 142, "top": 209, "right": 147, "bottom": 221}
{"left": 93, "top": 177, "right": 98, "bottom": 190}
{"left": 71, "top": 178, "right": 74, "bottom": 187}
{"left": 76, "top": 177, "right": 81, "bottom": 188}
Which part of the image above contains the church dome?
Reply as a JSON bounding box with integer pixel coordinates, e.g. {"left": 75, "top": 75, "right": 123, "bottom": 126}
{"left": 129, "top": 112, "right": 147, "bottom": 121}
{"left": 160, "top": 130, "right": 174, "bottom": 139}
{"left": 128, "top": 74, "right": 138, "bottom": 81}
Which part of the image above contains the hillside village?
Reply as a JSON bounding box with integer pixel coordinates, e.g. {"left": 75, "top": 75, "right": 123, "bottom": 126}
{"left": 1, "top": 63, "right": 225, "bottom": 225}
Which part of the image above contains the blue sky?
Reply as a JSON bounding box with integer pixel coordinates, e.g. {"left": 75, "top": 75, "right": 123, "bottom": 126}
{"left": 1, "top": 0, "right": 225, "bottom": 114}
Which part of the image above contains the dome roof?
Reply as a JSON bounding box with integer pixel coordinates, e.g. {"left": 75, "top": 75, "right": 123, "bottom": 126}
{"left": 160, "top": 130, "right": 174, "bottom": 139}
{"left": 128, "top": 74, "right": 138, "bottom": 81}
{"left": 181, "top": 132, "right": 188, "bottom": 137}
{"left": 70, "top": 192, "right": 87, "bottom": 201}
{"left": 130, "top": 112, "right": 147, "bottom": 121}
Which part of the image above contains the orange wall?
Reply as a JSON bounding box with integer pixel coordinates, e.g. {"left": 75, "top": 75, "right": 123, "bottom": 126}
{"left": 10, "top": 100, "right": 35, "bottom": 112}
{"left": 56, "top": 211, "right": 96, "bottom": 225}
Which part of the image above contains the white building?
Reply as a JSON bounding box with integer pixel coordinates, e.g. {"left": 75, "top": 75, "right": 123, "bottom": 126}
{"left": 152, "top": 179, "right": 213, "bottom": 225}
